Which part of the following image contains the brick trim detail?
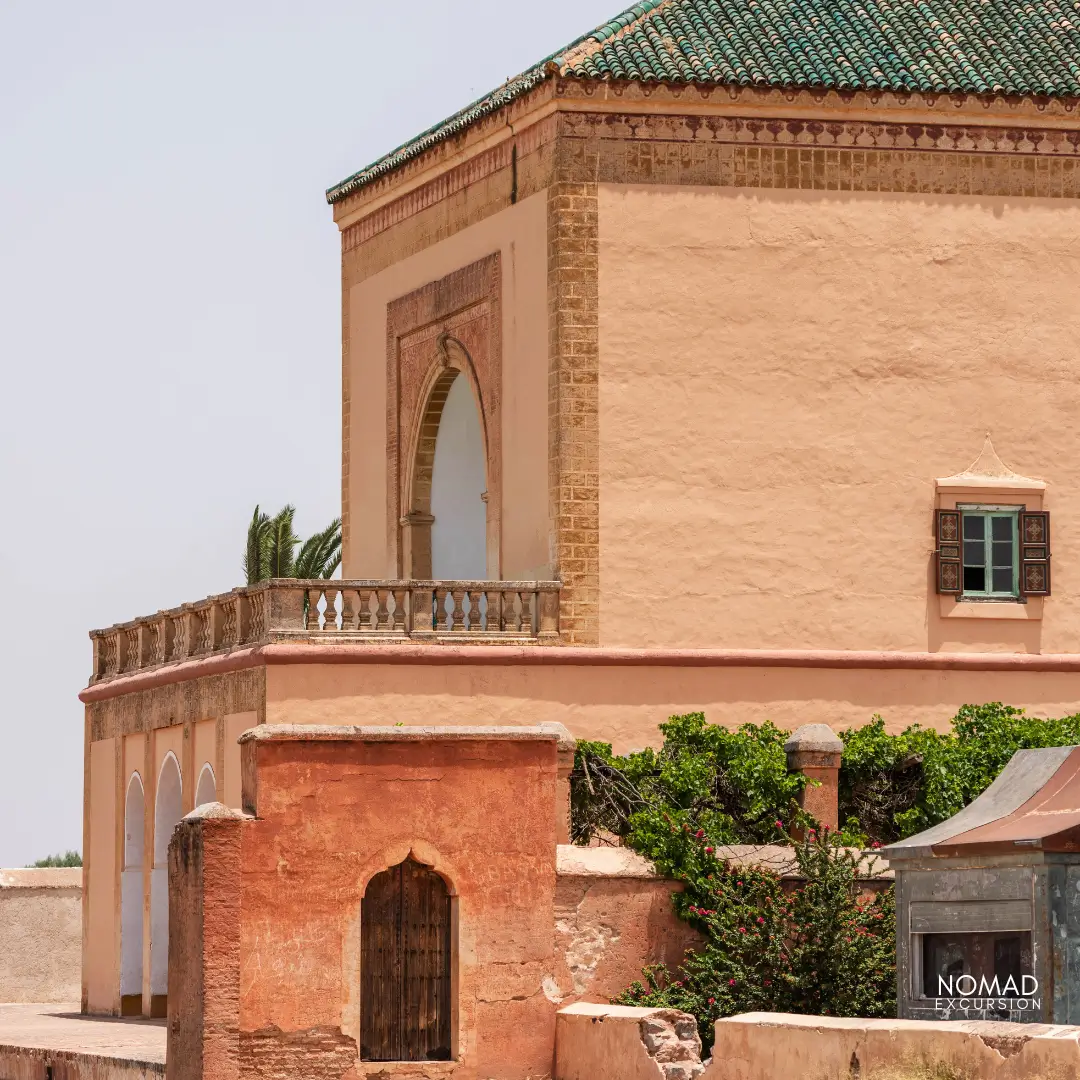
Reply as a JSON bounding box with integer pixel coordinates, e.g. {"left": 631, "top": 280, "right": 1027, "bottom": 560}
{"left": 386, "top": 255, "right": 502, "bottom": 578}
{"left": 556, "top": 111, "right": 1080, "bottom": 196}
{"left": 548, "top": 182, "right": 599, "bottom": 645}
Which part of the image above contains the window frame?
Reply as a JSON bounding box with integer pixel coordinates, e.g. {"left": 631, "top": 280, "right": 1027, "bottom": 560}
{"left": 957, "top": 503, "right": 1022, "bottom": 602}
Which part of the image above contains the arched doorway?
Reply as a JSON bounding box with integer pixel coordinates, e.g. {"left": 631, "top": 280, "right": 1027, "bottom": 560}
{"left": 430, "top": 372, "right": 486, "bottom": 580}
{"left": 150, "top": 752, "right": 181, "bottom": 1017}
{"left": 120, "top": 773, "right": 144, "bottom": 1016}
{"left": 195, "top": 763, "right": 216, "bottom": 807}
{"left": 360, "top": 857, "right": 452, "bottom": 1062}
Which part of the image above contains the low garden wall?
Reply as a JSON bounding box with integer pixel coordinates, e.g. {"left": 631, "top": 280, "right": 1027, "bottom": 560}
{"left": 0, "top": 869, "right": 82, "bottom": 1003}
{"left": 554, "top": 1005, "right": 1080, "bottom": 1080}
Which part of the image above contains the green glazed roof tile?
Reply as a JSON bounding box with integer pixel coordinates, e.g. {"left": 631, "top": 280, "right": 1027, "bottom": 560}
{"left": 328, "top": 0, "right": 1080, "bottom": 202}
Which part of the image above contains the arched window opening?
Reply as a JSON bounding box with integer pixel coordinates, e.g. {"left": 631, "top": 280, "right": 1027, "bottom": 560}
{"left": 150, "top": 752, "right": 182, "bottom": 1017}
{"left": 430, "top": 372, "right": 487, "bottom": 580}
{"left": 195, "top": 763, "right": 216, "bottom": 808}
{"left": 120, "top": 773, "right": 145, "bottom": 1015}
{"left": 360, "top": 857, "right": 452, "bottom": 1062}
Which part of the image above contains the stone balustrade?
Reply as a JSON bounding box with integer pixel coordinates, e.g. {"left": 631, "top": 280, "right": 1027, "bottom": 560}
{"left": 89, "top": 579, "right": 561, "bottom": 683}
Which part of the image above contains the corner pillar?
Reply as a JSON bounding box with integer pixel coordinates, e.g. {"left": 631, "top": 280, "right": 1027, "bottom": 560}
{"left": 784, "top": 724, "right": 843, "bottom": 831}
{"left": 167, "top": 803, "right": 245, "bottom": 1080}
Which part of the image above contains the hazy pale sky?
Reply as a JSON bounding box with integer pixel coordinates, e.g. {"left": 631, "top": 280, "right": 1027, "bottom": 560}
{"left": 0, "top": 0, "right": 618, "bottom": 866}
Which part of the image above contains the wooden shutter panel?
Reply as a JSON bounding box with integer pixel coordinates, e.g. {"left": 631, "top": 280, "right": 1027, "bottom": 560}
{"left": 1020, "top": 511, "right": 1051, "bottom": 597}
{"left": 935, "top": 510, "right": 962, "bottom": 594}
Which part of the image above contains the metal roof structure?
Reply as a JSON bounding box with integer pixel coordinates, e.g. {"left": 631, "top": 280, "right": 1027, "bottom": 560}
{"left": 884, "top": 745, "right": 1080, "bottom": 859}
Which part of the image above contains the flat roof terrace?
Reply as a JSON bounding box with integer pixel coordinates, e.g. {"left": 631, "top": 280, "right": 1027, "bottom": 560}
{"left": 0, "top": 1003, "right": 165, "bottom": 1080}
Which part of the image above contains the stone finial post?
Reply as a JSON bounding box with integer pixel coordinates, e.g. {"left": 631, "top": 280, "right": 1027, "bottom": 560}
{"left": 784, "top": 724, "right": 843, "bottom": 831}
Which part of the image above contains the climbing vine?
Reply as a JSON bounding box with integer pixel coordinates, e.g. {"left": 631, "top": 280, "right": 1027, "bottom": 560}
{"left": 569, "top": 703, "right": 1080, "bottom": 1043}
{"left": 615, "top": 825, "right": 896, "bottom": 1046}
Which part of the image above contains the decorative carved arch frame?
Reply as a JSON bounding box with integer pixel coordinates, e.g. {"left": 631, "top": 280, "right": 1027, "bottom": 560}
{"left": 386, "top": 253, "right": 502, "bottom": 579}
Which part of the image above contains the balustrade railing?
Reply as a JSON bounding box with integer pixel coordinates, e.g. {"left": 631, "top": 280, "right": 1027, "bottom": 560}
{"left": 89, "top": 579, "right": 561, "bottom": 683}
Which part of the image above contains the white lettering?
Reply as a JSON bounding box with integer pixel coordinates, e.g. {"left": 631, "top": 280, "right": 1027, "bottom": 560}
{"left": 1002, "top": 976, "right": 1019, "bottom": 996}
{"left": 1022, "top": 975, "right": 1039, "bottom": 996}
{"left": 956, "top": 975, "right": 977, "bottom": 996}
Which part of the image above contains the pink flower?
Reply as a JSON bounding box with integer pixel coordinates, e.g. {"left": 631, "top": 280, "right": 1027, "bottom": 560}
{"left": 757, "top": 917, "right": 765, "bottom": 924}
{"left": 705, "top": 846, "right": 714, "bottom": 854}
{"left": 708, "top": 997, "right": 715, "bottom": 1005}
{"left": 774, "top": 820, "right": 784, "bottom": 829}
{"left": 729, "top": 978, "right": 736, "bottom": 986}
{"left": 695, "top": 829, "right": 705, "bottom": 839}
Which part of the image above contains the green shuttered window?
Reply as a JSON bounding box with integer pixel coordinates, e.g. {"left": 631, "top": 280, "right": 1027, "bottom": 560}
{"left": 935, "top": 507, "right": 1051, "bottom": 599}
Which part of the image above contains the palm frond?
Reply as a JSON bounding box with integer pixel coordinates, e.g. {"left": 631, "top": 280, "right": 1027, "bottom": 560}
{"left": 243, "top": 506, "right": 271, "bottom": 585}
{"left": 265, "top": 505, "right": 299, "bottom": 579}
{"left": 295, "top": 518, "right": 342, "bottom": 579}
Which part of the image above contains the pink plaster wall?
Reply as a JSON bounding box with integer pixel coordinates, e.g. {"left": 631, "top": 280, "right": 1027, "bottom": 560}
{"left": 86, "top": 737, "right": 117, "bottom": 1014}
{"left": 264, "top": 659, "right": 1080, "bottom": 750}
{"left": 597, "top": 184, "right": 1080, "bottom": 652}
{"left": 346, "top": 191, "right": 549, "bottom": 581}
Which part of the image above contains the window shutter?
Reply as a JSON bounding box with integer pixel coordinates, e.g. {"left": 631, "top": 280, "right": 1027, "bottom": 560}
{"left": 935, "top": 510, "right": 962, "bottom": 594}
{"left": 1020, "top": 511, "right": 1051, "bottom": 597}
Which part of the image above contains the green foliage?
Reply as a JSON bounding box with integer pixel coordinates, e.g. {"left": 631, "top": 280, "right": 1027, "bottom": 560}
{"left": 243, "top": 504, "right": 341, "bottom": 584}
{"left": 616, "top": 826, "right": 895, "bottom": 1047}
{"left": 839, "top": 704, "right": 1080, "bottom": 842}
{"left": 571, "top": 713, "right": 805, "bottom": 850}
{"left": 30, "top": 850, "right": 82, "bottom": 867}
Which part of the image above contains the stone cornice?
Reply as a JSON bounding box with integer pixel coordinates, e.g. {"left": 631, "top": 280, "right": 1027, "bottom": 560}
{"left": 80, "top": 643, "right": 1080, "bottom": 704}
{"left": 331, "top": 76, "right": 1080, "bottom": 231}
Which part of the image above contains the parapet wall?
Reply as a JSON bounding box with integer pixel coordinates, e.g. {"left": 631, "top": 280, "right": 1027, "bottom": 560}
{"left": 0, "top": 869, "right": 82, "bottom": 1004}
{"left": 553, "top": 1006, "right": 1080, "bottom": 1080}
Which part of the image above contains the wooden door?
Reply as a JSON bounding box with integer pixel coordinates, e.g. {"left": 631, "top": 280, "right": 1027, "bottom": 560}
{"left": 361, "top": 857, "right": 452, "bottom": 1061}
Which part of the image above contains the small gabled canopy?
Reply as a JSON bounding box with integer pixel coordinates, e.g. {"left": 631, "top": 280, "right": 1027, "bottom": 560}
{"left": 883, "top": 745, "right": 1080, "bottom": 860}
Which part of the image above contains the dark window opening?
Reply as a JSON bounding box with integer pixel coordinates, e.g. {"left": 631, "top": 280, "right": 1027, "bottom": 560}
{"left": 922, "top": 931, "right": 1033, "bottom": 1000}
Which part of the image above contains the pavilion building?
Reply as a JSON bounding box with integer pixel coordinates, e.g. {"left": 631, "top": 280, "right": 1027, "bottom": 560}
{"left": 80, "top": 0, "right": 1080, "bottom": 1018}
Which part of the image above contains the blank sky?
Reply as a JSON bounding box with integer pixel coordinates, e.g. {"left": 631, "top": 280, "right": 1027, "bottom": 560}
{"left": 0, "top": 0, "right": 618, "bottom": 866}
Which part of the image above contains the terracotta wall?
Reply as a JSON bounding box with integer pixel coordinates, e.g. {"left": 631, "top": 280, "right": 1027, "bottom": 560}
{"left": 550, "top": 847, "right": 699, "bottom": 1008}
{"left": 345, "top": 190, "right": 550, "bottom": 581}
{"left": 597, "top": 184, "right": 1080, "bottom": 652}
{"left": 168, "top": 727, "right": 565, "bottom": 1080}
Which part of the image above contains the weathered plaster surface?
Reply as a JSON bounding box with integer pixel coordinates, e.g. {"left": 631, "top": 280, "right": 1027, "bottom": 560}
{"left": 0, "top": 1002, "right": 164, "bottom": 1080}
{"left": 0, "top": 870, "right": 82, "bottom": 1003}
{"left": 168, "top": 728, "right": 565, "bottom": 1080}
{"left": 598, "top": 184, "right": 1080, "bottom": 653}
{"left": 555, "top": 1003, "right": 703, "bottom": 1080}
{"left": 702, "top": 1012, "right": 1080, "bottom": 1080}
{"left": 548, "top": 848, "right": 699, "bottom": 1008}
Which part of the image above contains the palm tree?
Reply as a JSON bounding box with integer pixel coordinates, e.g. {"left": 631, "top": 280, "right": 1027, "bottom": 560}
{"left": 244, "top": 505, "right": 341, "bottom": 584}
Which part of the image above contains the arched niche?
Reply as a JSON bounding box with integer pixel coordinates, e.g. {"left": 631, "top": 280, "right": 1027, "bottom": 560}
{"left": 195, "top": 763, "right": 216, "bottom": 808}
{"left": 402, "top": 338, "right": 490, "bottom": 580}
{"left": 360, "top": 856, "right": 453, "bottom": 1062}
{"left": 150, "top": 752, "right": 181, "bottom": 1016}
{"left": 386, "top": 254, "right": 502, "bottom": 583}
{"left": 120, "top": 772, "right": 145, "bottom": 1015}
